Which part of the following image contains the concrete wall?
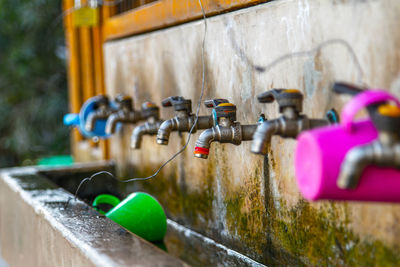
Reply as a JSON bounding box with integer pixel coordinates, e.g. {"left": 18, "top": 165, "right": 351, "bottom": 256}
{"left": 103, "top": 0, "right": 400, "bottom": 265}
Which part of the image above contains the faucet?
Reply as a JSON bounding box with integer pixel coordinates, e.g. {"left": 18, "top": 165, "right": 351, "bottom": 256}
{"left": 85, "top": 95, "right": 115, "bottom": 132}
{"left": 333, "top": 83, "right": 400, "bottom": 189}
{"left": 131, "top": 101, "right": 164, "bottom": 149}
{"left": 156, "top": 96, "right": 227, "bottom": 145}
{"left": 251, "top": 89, "right": 339, "bottom": 155}
{"left": 338, "top": 104, "right": 400, "bottom": 189}
{"left": 105, "top": 94, "right": 143, "bottom": 135}
{"left": 194, "top": 99, "right": 259, "bottom": 159}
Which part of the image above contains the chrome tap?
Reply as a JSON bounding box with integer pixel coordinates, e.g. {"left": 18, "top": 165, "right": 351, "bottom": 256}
{"left": 194, "top": 99, "right": 259, "bottom": 159}
{"left": 105, "top": 94, "right": 143, "bottom": 135}
{"left": 338, "top": 104, "right": 400, "bottom": 189}
{"left": 156, "top": 96, "right": 226, "bottom": 145}
{"left": 131, "top": 101, "right": 164, "bottom": 149}
{"left": 85, "top": 95, "right": 115, "bottom": 132}
{"left": 333, "top": 83, "right": 400, "bottom": 189}
{"left": 251, "top": 89, "right": 338, "bottom": 155}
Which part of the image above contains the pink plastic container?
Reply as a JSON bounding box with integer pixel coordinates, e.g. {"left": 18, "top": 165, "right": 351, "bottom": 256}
{"left": 295, "top": 90, "right": 400, "bottom": 202}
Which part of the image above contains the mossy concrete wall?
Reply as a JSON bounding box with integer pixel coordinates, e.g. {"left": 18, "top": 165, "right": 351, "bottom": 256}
{"left": 103, "top": 0, "right": 400, "bottom": 265}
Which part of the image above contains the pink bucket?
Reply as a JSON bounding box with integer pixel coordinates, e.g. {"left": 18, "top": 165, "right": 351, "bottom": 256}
{"left": 295, "top": 90, "right": 400, "bottom": 202}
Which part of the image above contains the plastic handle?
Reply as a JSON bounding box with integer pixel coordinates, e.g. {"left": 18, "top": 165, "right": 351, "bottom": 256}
{"left": 333, "top": 82, "right": 365, "bottom": 96}
{"left": 161, "top": 97, "right": 173, "bottom": 107}
{"left": 257, "top": 90, "right": 280, "bottom": 103}
{"left": 341, "top": 90, "right": 400, "bottom": 132}
{"left": 257, "top": 89, "right": 302, "bottom": 103}
{"left": 63, "top": 113, "right": 80, "bottom": 126}
{"left": 204, "top": 99, "right": 229, "bottom": 108}
{"left": 92, "top": 194, "right": 121, "bottom": 215}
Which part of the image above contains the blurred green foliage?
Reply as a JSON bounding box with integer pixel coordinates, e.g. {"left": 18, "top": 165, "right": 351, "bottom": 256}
{"left": 0, "top": 0, "right": 69, "bottom": 167}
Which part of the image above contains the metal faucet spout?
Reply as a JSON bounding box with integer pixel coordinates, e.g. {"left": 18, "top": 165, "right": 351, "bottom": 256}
{"left": 337, "top": 145, "right": 374, "bottom": 189}
{"left": 194, "top": 128, "right": 216, "bottom": 159}
{"left": 85, "top": 112, "right": 99, "bottom": 132}
{"left": 105, "top": 111, "right": 141, "bottom": 135}
{"left": 131, "top": 120, "right": 163, "bottom": 149}
{"left": 105, "top": 113, "right": 122, "bottom": 135}
{"left": 251, "top": 120, "right": 279, "bottom": 155}
{"left": 131, "top": 124, "right": 147, "bottom": 149}
{"left": 156, "top": 119, "right": 177, "bottom": 145}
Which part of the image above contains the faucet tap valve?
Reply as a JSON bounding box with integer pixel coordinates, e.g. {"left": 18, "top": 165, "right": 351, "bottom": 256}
{"left": 161, "top": 96, "right": 192, "bottom": 114}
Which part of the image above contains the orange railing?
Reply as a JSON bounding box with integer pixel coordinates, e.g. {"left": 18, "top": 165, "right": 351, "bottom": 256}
{"left": 63, "top": 0, "right": 268, "bottom": 159}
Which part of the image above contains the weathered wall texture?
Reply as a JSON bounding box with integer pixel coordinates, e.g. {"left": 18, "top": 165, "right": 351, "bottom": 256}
{"left": 103, "top": 0, "right": 400, "bottom": 265}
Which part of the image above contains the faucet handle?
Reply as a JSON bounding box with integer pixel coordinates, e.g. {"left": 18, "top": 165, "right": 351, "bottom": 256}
{"left": 333, "top": 82, "right": 366, "bottom": 96}
{"left": 258, "top": 89, "right": 303, "bottom": 112}
{"left": 161, "top": 96, "right": 192, "bottom": 113}
{"left": 204, "top": 99, "right": 229, "bottom": 108}
{"left": 94, "top": 95, "right": 110, "bottom": 107}
{"left": 203, "top": 99, "right": 236, "bottom": 122}
{"left": 115, "top": 94, "right": 133, "bottom": 110}
{"left": 333, "top": 82, "right": 388, "bottom": 116}
{"left": 141, "top": 101, "right": 160, "bottom": 120}
{"left": 371, "top": 104, "right": 400, "bottom": 135}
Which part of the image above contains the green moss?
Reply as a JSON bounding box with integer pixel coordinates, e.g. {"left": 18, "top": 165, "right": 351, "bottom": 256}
{"left": 265, "top": 200, "right": 400, "bottom": 266}
{"left": 122, "top": 149, "right": 400, "bottom": 266}
{"left": 225, "top": 164, "right": 267, "bottom": 256}
{"left": 223, "top": 154, "right": 400, "bottom": 266}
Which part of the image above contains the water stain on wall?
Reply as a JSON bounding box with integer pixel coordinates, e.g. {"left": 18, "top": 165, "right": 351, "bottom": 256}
{"left": 103, "top": 0, "right": 400, "bottom": 264}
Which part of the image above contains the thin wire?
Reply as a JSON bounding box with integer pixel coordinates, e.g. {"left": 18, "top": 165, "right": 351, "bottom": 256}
{"left": 64, "top": 171, "right": 115, "bottom": 208}
{"left": 67, "top": 0, "right": 208, "bottom": 205}
{"left": 254, "top": 38, "right": 364, "bottom": 85}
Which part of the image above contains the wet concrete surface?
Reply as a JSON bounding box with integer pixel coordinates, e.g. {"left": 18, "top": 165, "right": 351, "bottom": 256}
{"left": 0, "top": 164, "right": 188, "bottom": 267}
{"left": 0, "top": 163, "right": 264, "bottom": 266}
{"left": 42, "top": 163, "right": 265, "bottom": 266}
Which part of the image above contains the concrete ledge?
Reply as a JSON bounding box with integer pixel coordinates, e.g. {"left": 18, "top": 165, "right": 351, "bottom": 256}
{"left": 0, "top": 165, "right": 188, "bottom": 267}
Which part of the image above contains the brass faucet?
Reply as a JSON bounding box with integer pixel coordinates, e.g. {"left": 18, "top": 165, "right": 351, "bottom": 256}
{"left": 194, "top": 99, "right": 259, "bottom": 159}
{"left": 156, "top": 96, "right": 226, "bottom": 145}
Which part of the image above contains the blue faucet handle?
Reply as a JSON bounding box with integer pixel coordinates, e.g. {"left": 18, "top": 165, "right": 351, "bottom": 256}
{"left": 64, "top": 113, "right": 80, "bottom": 126}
